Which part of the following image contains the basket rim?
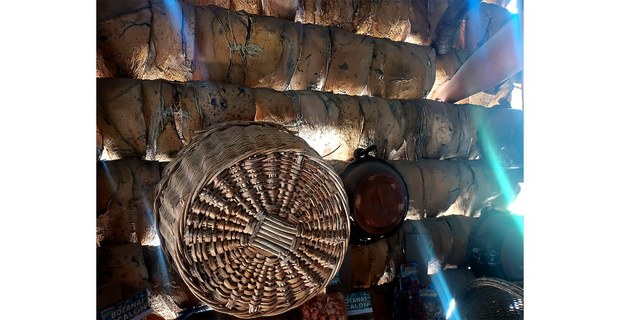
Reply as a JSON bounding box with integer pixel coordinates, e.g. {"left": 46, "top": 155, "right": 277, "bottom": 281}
{"left": 153, "top": 121, "right": 350, "bottom": 318}
{"left": 462, "top": 277, "right": 524, "bottom": 299}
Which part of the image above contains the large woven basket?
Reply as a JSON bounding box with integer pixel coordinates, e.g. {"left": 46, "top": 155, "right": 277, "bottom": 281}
{"left": 154, "top": 121, "right": 350, "bottom": 318}
{"left": 449, "top": 277, "right": 524, "bottom": 320}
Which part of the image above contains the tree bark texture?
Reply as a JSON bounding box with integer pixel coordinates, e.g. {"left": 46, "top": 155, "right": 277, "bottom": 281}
{"left": 95, "top": 78, "right": 525, "bottom": 164}
{"left": 97, "top": 0, "right": 436, "bottom": 100}
{"left": 400, "top": 216, "right": 477, "bottom": 282}
{"left": 180, "top": 0, "right": 465, "bottom": 46}
{"left": 97, "top": 244, "right": 151, "bottom": 300}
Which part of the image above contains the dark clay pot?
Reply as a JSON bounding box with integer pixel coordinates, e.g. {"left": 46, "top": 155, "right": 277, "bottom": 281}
{"left": 339, "top": 146, "right": 409, "bottom": 244}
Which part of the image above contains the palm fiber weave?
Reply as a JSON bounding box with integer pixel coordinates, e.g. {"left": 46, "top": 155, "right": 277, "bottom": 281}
{"left": 451, "top": 277, "right": 524, "bottom": 320}
{"left": 154, "top": 121, "right": 350, "bottom": 318}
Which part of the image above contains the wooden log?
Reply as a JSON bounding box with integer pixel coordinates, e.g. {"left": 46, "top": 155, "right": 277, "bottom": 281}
{"left": 390, "top": 159, "right": 520, "bottom": 218}
{"left": 313, "top": 93, "right": 364, "bottom": 160}
{"left": 141, "top": 81, "right": 185, "bottom": 161}
{"left": 142, "top": 245, "right": 204, "bottom": 317}
{"left": 97, "top": 244, "right": 151, "bottom": 295}
{"left": 288, "top": 24, "right": 330, "bottom": 91}
{"left": 97, "top": 78, "right": 147, "bottom": 160}
{"left": 328, "top": 158, "right": 520, "bottom": 219}
{"left": 97, "top": 0, "right": 152, "bottom": 78}
{"left": 253, "top": 88, "right": 296, "bottom": 124}
{"left": 97, "top": 78, "right": 524, "bottom": 164}
{"left": 400, "top": 98, "right": 480, "bottom": 161}
{"left": 401, "top": 216, "right": 477, "bottom": 275}
{"left": 434, "top": 16, "right": 522, "bottom": 104}
{"left": 97, "top": 157, "right": 518, "bottom": 303}
{"left": 97, "top": 156, "right": 519, "bottom": 245}
{"left": 194, "top": 6, "right": 249, "bottom": 84}
{"left": 97, "top": 159, "right": 161, "bottom": 246}
{"left": 455, "top": 3, "right": 513, "bottom": 52}
{"left": 189, "top": 81, "right": 257, "bottom": 132}
{"left": 349, "top": 230, "right": 405, "bottom": 289}
{"left": 302, "top": 0, "right": 434, "bottom": 45}
{"left": 97, "top": 48, "right": 114, "bottom": 78}
{"left": 98, "top": 158, "right": 519, "bottom": 242}
{"left": 230, "top": 0, "right": 261, "bottom": 15}
{"left": 261, "top": 0, "right": 296, "bottom": 20}
{"left": 356, "top": 97, "right": 406, "bottom": 160}
{"left": 148, "top": 0, "right": 195, "bottom": 81}
{"left": 322, "top": 27, "right": 374, "bottom": 95}
{"left": 244, "top": 14, "right": 303, "bottom": 90}
{"left": 183, "top": 0, "right": 452, "bottom": 46}
{"left": 298, "top": 0, "right": 356, "bottom": 33}
{"left": 97, "top": 2, "right": 436, "bottom": 100}
{"left": 184, "top": 0, "right": 297, "bottom": 19}
{"left": 97, "top": 0, "right": 195, "bottom": 81}
{"left": 368, "top": 37, "right": 436, "bottom": 99}
{"left": 432, "top": 0, "right": 480, "bottom": 55}
{"left": 350, "top": 240, "right": 389, "bottom": 289}
{"left": 352, "top": 0, "right": 412, "bottom": 43}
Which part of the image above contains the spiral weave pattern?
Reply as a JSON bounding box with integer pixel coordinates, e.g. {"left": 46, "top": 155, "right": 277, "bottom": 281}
{"left": 154, "top": 121, "right": 350, "bottom": 318}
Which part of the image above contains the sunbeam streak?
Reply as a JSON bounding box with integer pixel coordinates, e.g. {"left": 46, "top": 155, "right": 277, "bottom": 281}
{"left": 99, "top": 160, "right": 117, "bottom": 195}
{"left": 142, "top": 192, "right": 171, "bottom": 290}
{"left": 408, "top": 223, "right": 462, "bottom": 320}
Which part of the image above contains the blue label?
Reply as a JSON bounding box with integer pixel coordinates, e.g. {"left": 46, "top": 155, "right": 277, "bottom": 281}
{"left": 400, "top": 262, "right": 419, "bottom": 278}
{"left": 101, "top": 290, "right": 152, "bottom": 320}
{"left": 399, "top": 262, "right": 420, "bottom": 291}
{"left": 345, "top": 291, "right": 373, "bottom": 316}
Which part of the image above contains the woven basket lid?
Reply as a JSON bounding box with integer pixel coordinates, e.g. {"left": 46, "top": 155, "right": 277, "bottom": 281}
{"left": 154, "top": 121, "right": 350, "bottom": 318}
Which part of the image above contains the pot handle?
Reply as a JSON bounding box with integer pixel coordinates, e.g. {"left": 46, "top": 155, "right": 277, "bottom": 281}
{"left": 353, "top": 145, "right": 377, "bottom": 161}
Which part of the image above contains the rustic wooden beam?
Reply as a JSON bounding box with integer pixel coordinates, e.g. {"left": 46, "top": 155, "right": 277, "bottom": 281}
{"left": 97, "top": 0, "right": 435, "bottom": 100}
{"left": 97, "top": 159, "right": 164, "bottom": 246}
{"left": 97, "top": 78, "right": 525, "bottom": 164}
{"left": 97, "top": 158, "right": 519, "bottom": 247}
{"left": 179, "top": 0, "right": 476, "bottom": 47}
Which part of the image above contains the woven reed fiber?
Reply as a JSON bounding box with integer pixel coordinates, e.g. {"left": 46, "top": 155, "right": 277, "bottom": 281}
{"left": 154, "top": 121, "right": 350, "bottom": 318}
{"left": 451, "top": 277, "right": 524, "bottom": 320}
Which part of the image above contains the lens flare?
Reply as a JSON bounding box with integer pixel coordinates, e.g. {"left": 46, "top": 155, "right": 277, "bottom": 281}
{"left": 408, "top": 223, "right": 462, "bottom": 320}
{"left": 506, "top": 0, "right": 519, "bottom": 14}
{"left": 508, "top": 182, "right": 526, "bottom": 216}
{"left": 142, "top": 192, "right": 171, "bottom": 290}
{"left": 98, "top": 160, "right": 116, "bottom": 192}
{"left": 445, "top": 298, "right": 456, "bottom": 319}
{"left": 476, "top": 110, "right": 521, "bottom": 207}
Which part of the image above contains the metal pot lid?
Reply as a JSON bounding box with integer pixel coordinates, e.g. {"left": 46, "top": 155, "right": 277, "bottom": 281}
{"left": 340, "top": 146, "right": 409, "bottom": 243}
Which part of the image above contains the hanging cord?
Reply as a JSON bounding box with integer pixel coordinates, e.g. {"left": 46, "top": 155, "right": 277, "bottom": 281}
{"left": 353, "top": 145, "right": 377, "bottom": 160}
